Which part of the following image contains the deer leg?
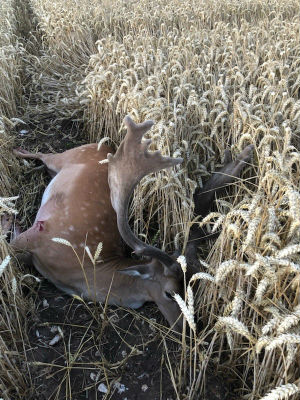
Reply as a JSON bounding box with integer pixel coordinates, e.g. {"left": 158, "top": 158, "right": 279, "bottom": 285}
{"left": 193, "top": 145, "right": 254, "bottom": 218}
{"left": 1, "top": 214, "right": 33, "bottom": 264}
{"left": 13, "top": 148, "right": 63, "bottom": 177}
{"left": 186, "top": 145, "right": 254, "bottom": 274}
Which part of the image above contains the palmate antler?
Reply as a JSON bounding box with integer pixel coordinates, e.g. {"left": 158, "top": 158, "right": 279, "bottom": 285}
{"left": 107, "top": 116, "right": 183, "bottom": 274}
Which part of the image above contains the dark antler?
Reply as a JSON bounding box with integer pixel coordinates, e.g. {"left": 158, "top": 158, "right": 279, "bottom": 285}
{"left": 107, "top": 116, "right": 183, "bottom": 273}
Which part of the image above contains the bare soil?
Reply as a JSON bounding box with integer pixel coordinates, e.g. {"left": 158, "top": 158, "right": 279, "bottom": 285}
{"left": 27, "top": 280, "right": 177, "bottom": 400}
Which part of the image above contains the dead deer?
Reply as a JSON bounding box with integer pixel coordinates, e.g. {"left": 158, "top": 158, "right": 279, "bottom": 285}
{"left": 5, "top": 116, "right": 253, "bottom": 332}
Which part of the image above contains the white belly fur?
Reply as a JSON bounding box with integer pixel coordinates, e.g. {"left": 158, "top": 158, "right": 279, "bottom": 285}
{"left": 41, "top": 174, "right": 58, "bottom": 206}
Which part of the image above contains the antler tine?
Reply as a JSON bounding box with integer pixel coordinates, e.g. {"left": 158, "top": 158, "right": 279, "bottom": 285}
{"left": 124, "top": 115, "right": 154, "bottom": 139}
{"left": 107, "top": 116, "right": 183, "bottom": 273}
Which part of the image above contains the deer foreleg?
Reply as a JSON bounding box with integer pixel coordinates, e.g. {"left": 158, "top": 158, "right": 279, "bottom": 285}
{"left": 193, "top": 145, "right": 254, "bottom": 219}
{"left": 186, "top": 145, "right": 254, "bottom": 274}
{"left": 1, "top": 214, "right": 33, "bottom": 264}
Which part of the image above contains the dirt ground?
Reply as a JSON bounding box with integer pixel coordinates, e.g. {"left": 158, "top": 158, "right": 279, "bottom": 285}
{"left": 27, "top": 280, "right": 177, "bottom": 400}
{"left": 12, "top": 121, "right": 229, "bottom": 400}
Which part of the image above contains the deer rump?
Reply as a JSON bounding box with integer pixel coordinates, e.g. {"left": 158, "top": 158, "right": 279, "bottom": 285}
{"left": 9, "top": 116, "right": 253, "bottom": 332}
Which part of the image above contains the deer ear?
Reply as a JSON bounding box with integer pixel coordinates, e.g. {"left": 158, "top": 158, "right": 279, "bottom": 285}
{"left": 118, "top": 264, "right": 154, "bottom": 280}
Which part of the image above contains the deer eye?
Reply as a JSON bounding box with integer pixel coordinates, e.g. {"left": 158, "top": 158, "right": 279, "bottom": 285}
{"left": 165, "top": 291, "right": 174, "bottom": 300}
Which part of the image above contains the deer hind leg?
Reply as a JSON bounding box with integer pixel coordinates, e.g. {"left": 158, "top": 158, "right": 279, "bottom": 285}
{"left": 13, "top": 148, "right": 65, "bottom": 178}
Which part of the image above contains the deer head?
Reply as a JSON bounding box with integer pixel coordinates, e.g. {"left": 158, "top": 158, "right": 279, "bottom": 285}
{"left": 107, "top": 116, "right": 184, "bottom": 330}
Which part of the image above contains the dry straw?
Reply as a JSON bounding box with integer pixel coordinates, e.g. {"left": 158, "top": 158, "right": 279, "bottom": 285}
{"left": 0, "top": 1, "right": 35, "bottom": 397}
{"left": 1, "top": 0, "right": 300, "bottom": 398}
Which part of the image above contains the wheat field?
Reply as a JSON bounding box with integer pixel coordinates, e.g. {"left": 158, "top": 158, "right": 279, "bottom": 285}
{"left": 0, "top": 0, "right": 300, "bottom": 399}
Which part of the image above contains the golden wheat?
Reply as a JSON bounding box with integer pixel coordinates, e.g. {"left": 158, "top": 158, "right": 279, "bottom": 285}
{"left": 1, "top": 0, "right": 300, "bottom": 398}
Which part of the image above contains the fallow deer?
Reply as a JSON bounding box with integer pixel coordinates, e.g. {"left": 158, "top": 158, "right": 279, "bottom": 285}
{"left": 5, "top": 116, "right": 253, "bottom": 332}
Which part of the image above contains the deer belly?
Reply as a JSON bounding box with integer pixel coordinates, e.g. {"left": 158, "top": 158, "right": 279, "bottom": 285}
{"left": 40, "top": 174, "right": 58, "bottom": 206}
